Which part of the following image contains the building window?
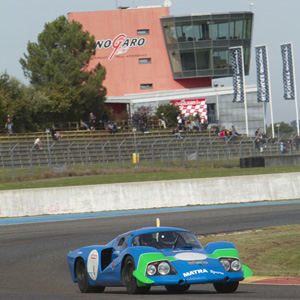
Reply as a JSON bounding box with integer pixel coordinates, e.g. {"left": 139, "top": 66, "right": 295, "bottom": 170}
{"left": 213, "top": 49, "right": 229, "bottom": 69}
{"left": 139, "top": 58, "right": 151, "bottom": 64}
{"left": 180, "top": 50, "right": 196, "bottom": 71}
{"left": 137, "top": 29, "right": 149, "bottom": 35}
{"left": 140, "top": 84, "right": 153, "bottom": 90}
{"left": 207, "top": 104, "right": 216, "bottom": 123}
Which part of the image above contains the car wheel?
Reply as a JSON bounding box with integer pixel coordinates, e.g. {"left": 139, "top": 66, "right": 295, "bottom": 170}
{"left": 75, "top": 259, "right": 105, "bottom": 293}
{"left": 213, "top": 281, "right": 239, "bottom": 293}
{"left": 165, "top": 283, "right": 190, "bottom": 293}
{"left": 122, "top": 256, "right": 151, "bottom": 294}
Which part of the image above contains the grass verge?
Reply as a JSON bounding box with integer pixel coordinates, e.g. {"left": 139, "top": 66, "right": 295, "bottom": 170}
{"left": 1, "top": 164, "right": 300, "bottom": 191}
{"left": 199, "top": 224, "right": 300, "bottom": 277}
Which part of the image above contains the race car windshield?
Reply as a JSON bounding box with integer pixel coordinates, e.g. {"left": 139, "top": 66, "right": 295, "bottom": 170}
{"left": 132, "top": 231, "right": 202, "bottom": 249}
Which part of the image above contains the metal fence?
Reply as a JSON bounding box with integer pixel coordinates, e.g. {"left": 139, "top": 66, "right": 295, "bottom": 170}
{"left": 0, "top": 134, "right": 298, "bottom": 180}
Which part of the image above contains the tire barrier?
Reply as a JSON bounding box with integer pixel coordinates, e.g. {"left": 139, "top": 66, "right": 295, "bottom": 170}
{"left": 240, "top": 157, "right": 265, "bottom": 168}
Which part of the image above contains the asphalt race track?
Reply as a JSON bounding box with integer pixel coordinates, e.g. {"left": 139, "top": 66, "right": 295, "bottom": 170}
{"left": 0, "top": 201, "right": 300, "bottom": 300}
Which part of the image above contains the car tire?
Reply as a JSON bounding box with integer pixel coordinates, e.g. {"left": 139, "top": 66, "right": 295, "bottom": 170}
{"left": 75, "top": 259, "right": 105, "bottom": 293}
{"left": 165, "top": 283, "right": 190, "bottom": 293}
{"left": 122, "top": 256, "right": 151, "bottom": 294}
{"left": 213, "top": 281, "right": 239, "bottom": 293}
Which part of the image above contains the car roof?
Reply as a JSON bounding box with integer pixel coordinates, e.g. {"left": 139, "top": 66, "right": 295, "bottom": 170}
{"left": 128, "top": 227, "right": 190, "bottom": 237}
{"left": 106, "top": 227, "right": 192, "bottom": 246}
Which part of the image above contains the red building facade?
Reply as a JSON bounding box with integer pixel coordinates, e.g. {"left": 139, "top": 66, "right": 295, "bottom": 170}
{"left": 68, "top": 7, "right": 212, "bottom": 98}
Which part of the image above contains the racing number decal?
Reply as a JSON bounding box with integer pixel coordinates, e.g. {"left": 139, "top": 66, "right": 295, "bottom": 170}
{"left": 87, "top": 250, "right": 99, "bottom": 280}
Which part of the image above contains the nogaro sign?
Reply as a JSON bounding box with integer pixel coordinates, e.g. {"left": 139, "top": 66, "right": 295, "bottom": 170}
{"left": 96, "top": 33, "right": 146, "bottom": 61}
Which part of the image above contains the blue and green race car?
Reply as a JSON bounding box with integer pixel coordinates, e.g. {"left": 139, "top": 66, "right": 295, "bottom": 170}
{"left": 67, "top": 226, "right": 252, "bottom": 294}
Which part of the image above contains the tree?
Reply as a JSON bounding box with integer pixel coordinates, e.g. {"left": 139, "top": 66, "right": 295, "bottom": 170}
{"left": 0, "top": 72, "right": 50, "bottom": 132}
{"left": 155, "top": 104, "right": 180, "bottom": 128}
{"left": 290, "top": 120, "right": 300, "bottom": 132}
{"left": 266, "top": 122, "right": 295, "bottom": 139}
{"left": 20, "top": 15, "right": 106, "bottom": 123}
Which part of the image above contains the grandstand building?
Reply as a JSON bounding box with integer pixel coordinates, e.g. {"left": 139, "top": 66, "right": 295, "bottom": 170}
{"left": 68, "top": 5, "right": 264, "bottom": 135}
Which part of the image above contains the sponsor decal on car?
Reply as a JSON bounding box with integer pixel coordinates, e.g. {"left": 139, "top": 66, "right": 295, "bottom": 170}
{"left": 183, "top": 269, "right": 208, "bottom": 277}
{"left": 87, "top": 250, "right": 99, "bottom": 281}
{"left": 210, "top": 270, "right": 225, "bottom": 275}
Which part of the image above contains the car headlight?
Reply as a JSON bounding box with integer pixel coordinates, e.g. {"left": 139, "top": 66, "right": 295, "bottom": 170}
{"left": 158, "top": 262, "right": 170, "bottom": 275}
{"left": 146, "top": 264, "right": 157, "bottom": 276}
{"left": 219, "top": 258, "right": 242, "bottom": 272}
{"left": 146, "top": 261, "right": 176, "bottom": 276}
{"left": 231, "top": 259, "right": 242, "bottom": 271}
{"left": 220, "top": 259, "right": 231, "bottom": 272}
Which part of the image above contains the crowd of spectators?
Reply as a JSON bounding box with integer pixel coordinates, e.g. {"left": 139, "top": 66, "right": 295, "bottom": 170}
{"left": 131, "top": 112, "right": 149, "bottom": 133}
{"left": 218, "top": 125, "right": 242, "bottom": 141}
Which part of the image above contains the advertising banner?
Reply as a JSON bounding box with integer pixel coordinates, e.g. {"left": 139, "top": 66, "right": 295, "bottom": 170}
{"left": 255, "top": 45, "right": 270, "bottom": 102}
{"left": 170, "top": 99, "right": 207, "bottom": 122}
{"left": 230, "top": 47, "right": 245, "bottom": 103}
{"left": 281, "top": 43, "right": 295, "bottom": 100}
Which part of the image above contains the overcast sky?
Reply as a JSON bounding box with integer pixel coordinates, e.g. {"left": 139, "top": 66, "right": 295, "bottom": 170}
{"left": 1, "top": 0, "right": 299, "bottom": 125}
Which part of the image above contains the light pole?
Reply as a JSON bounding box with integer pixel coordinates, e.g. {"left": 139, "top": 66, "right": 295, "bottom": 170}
{"left": 214, "top": 82, "right": 220, "bottom": 125}
{"left": 132, "top": 127, "right": 138, "bottom": 166}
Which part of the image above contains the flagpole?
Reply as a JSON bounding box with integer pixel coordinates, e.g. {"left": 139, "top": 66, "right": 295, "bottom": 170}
{"left": 281, "top": 42, "right": 299, "bottom": 136}
{"left": 240, "top": 47, "right": 249, "bottom": 136}
{"left": 265, "top": 45, "right": 275, "bottom": 138}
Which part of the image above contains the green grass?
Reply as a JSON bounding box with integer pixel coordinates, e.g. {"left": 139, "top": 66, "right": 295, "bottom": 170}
{"left": 199, "top": 224, "right": 300, "bottom": 277}
{"left": 1, "top": 163, "right": 300, "bottom": 191}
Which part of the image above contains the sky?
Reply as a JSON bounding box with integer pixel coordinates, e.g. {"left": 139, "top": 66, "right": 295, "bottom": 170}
{"left": 1, "top": 0, "right": 300, "bottom": 125}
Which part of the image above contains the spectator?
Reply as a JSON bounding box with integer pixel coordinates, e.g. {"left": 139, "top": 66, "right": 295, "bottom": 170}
{"left": 220, "top": 130, "right": 229, "bottom": 141}
{"left": 50, "top": 125, "right": 62, "bottom": 140}
{"left": 173, "top": 127, "right": 183, "bottom": 139}
{"left": 215, "top": 126, "right": 221, "bottom": 136}
{"left": 186, "top": 119, "right": 193, "bottom": 131}
{"left": 89, "top": 112, "right": 97, "bottom": 129}
{"left": 160, "top": 113, "right": 167, "bottom": 129}
{"left": 193, "top": 119, "right": 200, "bottom": 131}
{"left": 195, "top": 112, "right": 201, "bottom": 124}
{"left": 112, "top": 122, "right": 119, "bottom": 133}
{"left": 181, "top": 114, "right": 186, "bottom": 130}
{"left": 5, "top": 115, "right": 13, "bottom": 134}
{"left": 142, "top": 113, "right": 148, "bottom": 127}
{"left": 177, "top": 114, "right": 182, "bottom": 130}
{"left": 140, "top": 121, "right": 149, "bottom": 133}
{"left": 255, "top": 128, "right": 260, "bottom": 136}
{"left": 255, "top": 135, "right": 262, "bottom": 149}
{"left": 80, "top": 119, "right": 90, "bottom": 130}
{"left": 280, "top": 142, "right": 287, "bottom": 154}
{"left": 102, "top": 111, "right": 109, "bottom": 129}
{"left": 201, "top": 120, "right": 208, "bottom": 130}
{"left": 106, "top": 121, "right": 116, "bottom": 134}
{"left": 231, "top": 125, "right": 241, "bottom": 136}
{"left": 132, "top": 111, "right": 140, "bottom": 128}
{"left": 33, "top": 137, "right": 43, "bottom": 150}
